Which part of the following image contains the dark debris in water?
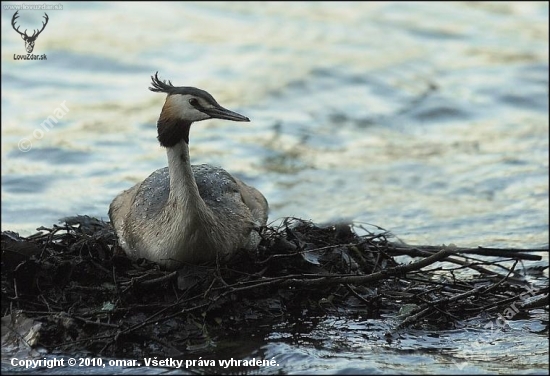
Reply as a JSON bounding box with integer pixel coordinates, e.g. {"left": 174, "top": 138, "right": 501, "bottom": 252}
{"left": 1, "top": 215, "right": 548, "bottom": 358}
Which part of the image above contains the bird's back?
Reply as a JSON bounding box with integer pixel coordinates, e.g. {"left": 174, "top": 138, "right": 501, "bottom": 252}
{"left": 129, "top": 164, "right": 265, "bottom": 221}
{"left": 109, "top": 164, "right": 268, "bottom": 265}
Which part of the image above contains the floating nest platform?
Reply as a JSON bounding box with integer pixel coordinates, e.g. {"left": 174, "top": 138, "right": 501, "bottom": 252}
{"left": 1, "top": 216, "right": 548, "bottom": 358}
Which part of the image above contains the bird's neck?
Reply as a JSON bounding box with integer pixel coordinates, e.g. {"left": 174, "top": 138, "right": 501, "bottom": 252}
{"left": 165, "top": 140, "right": 209, "bottom": 216}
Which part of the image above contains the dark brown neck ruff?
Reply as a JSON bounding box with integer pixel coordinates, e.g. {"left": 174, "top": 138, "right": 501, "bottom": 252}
{"left": 157, "top": 116, "right": 191, "bottom": 147}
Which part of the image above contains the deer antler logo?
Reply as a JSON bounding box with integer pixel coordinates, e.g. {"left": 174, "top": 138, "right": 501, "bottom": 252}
{"left": 11, "top": 11, "right": 49, "bottom": 54}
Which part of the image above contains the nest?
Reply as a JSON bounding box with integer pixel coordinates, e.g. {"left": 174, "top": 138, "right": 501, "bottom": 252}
{"left": 1, "top": 216, "right": 548, "bottom": 358}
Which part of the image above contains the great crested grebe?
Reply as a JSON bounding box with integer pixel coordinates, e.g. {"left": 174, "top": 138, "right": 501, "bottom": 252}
{"left": 109, "top": 73, "right": 268, "bottom": 270}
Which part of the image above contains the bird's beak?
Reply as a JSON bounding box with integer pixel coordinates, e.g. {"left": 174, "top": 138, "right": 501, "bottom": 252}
{"left": 203, "top": 106, "right": 250, "bottom": 122}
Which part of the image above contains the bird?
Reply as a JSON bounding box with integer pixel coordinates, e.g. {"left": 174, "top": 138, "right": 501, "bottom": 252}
{"left": 108, "top": 72, "right": 268, "bottom": 270}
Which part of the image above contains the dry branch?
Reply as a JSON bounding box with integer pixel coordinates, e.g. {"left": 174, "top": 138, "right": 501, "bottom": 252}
{"left": 1, "top": 216, "right": 547, "bottom": 357}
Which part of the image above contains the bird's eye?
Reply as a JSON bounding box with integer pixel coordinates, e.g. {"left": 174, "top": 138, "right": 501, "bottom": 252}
{"left": 189, "top": 98, "right": 199, "bottom": 106}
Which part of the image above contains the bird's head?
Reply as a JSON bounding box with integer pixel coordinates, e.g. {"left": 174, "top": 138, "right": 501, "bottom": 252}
{"left": 149, "top": 72, "right": 250, "bottom": 147}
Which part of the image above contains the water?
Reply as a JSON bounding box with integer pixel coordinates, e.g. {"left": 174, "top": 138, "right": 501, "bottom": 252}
{"left": 1, "top": 1, "right": 548, "bottom": 374}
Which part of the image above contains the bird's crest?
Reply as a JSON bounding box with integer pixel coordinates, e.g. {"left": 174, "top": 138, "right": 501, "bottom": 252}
{"left": 149, "top": 72, "right": 176, "bottom": 94}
